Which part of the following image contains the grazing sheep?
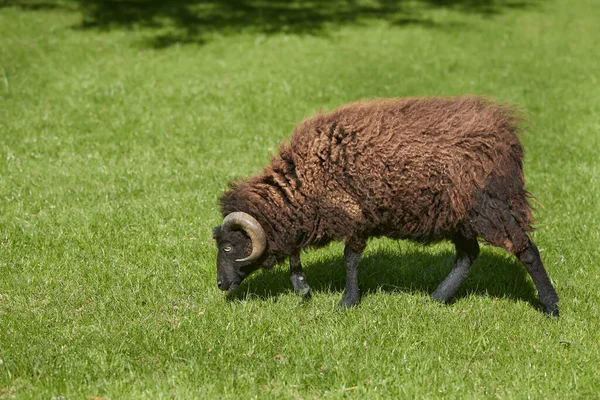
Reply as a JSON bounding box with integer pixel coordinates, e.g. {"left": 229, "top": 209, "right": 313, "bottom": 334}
{"left": 212, "top": 97, "right": 559, "bottom": 316}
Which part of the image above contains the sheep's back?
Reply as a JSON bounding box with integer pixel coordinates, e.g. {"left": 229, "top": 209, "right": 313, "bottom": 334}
{"left": 287, "top": 97, "right": 525, "bottom": 241}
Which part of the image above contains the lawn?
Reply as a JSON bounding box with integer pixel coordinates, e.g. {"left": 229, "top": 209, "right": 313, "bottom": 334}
{"left": 1, "top": 0, "right": 599, "bottom": 398}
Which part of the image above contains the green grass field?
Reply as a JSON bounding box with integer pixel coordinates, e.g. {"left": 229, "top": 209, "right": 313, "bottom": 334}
{"left": 1, "top": 0, "right": 599, "bottom": 398}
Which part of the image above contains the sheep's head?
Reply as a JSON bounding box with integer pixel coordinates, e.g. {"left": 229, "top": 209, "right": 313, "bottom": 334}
{"left": 212, "top": 212, "right": 267, "bottom": 291}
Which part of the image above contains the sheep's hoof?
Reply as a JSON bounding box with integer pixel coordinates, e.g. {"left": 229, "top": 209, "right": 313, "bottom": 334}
{"left": 298, "top": 285, "right": 311, "bottom": 300}
{"left": 429, "top": 289, "right": 452, "bottom": 304}
{"left": 429, "top": 291, "right": 452, "bottom": 304}
{"left": 540, "top": 294, "right": 559, "bottom": 318}
{"left": 291, "top": 274, "right": 311, "bottom": 299}
{"left": 337, "top": 292, "right": 361, "bottom": 309}
{"left": 543, "top": 304, "right": 559, "bottom": 318}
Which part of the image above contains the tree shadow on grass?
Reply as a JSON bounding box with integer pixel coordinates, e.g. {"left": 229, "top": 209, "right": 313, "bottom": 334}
{"left": 2, "top": 0, "right": 539, "bottom": 48}
{"left": 228, "top": 245, "right": 542, "bottom": 312}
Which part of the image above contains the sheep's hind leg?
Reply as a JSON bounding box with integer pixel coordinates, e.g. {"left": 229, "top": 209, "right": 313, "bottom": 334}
{"left": 431, "top": 235, "right": 480, "bottom": 303}
{"left": 338, "top": 242, "right": 365, "bottom": 309}
{"left": 290, "top": 251, "right": 310, "bottom": 299}
{"left": 516, "top": 238, "right": 559, "bottom": 317}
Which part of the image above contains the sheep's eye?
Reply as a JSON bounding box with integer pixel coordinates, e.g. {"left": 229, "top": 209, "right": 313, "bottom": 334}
{"left": 223, "top": 246, "right": 233, "bottom": 253}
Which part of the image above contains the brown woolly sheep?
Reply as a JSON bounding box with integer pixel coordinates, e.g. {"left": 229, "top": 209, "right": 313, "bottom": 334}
{"left": 213, "top": 96, "right": 559, "bottom": 316}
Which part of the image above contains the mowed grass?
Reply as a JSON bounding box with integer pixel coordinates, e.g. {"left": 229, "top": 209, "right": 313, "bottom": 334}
{"left": 1, "top": 0, "right": 600, "bottom": 398}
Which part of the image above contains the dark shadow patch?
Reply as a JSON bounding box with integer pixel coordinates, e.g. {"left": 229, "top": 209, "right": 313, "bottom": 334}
{"left": 2, "top": 0, "right": 539, "bottom": 47}
{"left": 421, "top": 0, "right": 535, "bottom": 14}
{"left": 228, "top": 245, "right": 542, "bottom": 312}
{"left": 0, "top": 0, "right": 76, "bottom": 10}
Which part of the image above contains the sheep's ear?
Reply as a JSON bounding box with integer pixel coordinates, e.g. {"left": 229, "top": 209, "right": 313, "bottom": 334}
{"left": 212, "top": 226, "right": 222, "bottom": 240}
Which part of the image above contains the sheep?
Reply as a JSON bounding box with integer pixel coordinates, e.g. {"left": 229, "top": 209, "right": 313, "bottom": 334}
{"left": 212, "top": 96, "right": 559, "bottom": 316}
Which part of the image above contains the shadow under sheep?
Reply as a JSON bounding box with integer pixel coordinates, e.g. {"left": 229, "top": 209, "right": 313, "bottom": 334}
{"left": 2, "top": 0, "right": 538, "bottom": 47}
{"left": 226, "top": 245, "right": 542, "bottom": 312}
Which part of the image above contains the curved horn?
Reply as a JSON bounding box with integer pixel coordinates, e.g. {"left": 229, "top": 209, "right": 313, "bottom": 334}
{"left": 221, "top": 212, "right": 267, "bottom": 262}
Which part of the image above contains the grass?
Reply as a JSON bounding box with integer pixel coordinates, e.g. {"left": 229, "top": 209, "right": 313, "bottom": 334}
{"left": 1, "top": 0, "right": 600, "bottom": 398}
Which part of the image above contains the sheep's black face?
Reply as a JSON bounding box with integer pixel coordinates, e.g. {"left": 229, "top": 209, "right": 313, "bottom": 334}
{"left": 212, "top": 226, "right": 261, "bottom": 291}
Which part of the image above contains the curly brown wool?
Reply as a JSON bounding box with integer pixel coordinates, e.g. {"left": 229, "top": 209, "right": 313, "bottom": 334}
{"left": 217, "top": 96, "right": 559, "bottom": 316}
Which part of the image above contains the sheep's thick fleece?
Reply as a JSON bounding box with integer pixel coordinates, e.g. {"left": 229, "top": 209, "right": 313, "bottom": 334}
{"left": 221, "top": 97, "right": 532, "bottom": 255}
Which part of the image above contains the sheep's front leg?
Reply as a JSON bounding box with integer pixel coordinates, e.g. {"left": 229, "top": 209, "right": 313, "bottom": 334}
{"left": 338, "top": 242, "right": 365, "bottom": 309}
{"left": 290, "top": 251, "right": 310, "bottom": 298}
